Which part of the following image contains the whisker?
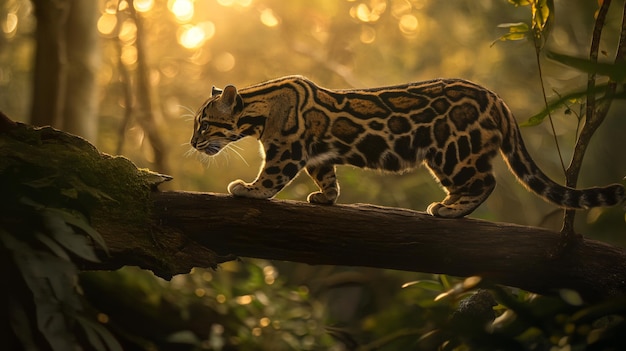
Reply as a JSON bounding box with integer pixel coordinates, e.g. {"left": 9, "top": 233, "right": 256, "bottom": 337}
{"left": 228, "top": 142, "right": 244, "bottom": 151}
{"left": 178, "top": 105, "right": 196, "bottom": 115}
{"left": 183, "top": 147, "right": 196, "bottom": 158}
{"left": 225, "top": 144, "right": 250, "bottom": 167}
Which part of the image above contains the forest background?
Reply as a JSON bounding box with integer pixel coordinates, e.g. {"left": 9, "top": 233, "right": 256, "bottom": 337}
{"left": 1, "top": 0, "right": 626, "bottom": 350}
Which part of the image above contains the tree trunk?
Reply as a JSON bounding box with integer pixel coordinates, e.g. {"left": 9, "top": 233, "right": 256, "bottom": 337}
{"left": 30, "top": 0, "right": 100, "bottom": 142}
{"left": 30, "top": 0, "right": 69, "bottom": 128}
{"left": 62, "top": 0, "right": 100, "bottom": 141}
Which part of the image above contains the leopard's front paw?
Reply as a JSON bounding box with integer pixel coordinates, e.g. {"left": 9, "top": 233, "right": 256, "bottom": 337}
{"left": 227, "top": 179, "right": 251, "bottom": 197}
{"left": 227, "top": 179, "right": 275, "bottom": 199}
{"left": 426, "top": 202, "right": 467, "bottom": 218}
{"left": 307, "top": 190, "right": 338, "bottom": 205}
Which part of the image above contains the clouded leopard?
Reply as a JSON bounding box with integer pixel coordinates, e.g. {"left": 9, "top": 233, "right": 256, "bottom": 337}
{"left": 190, "top": 76, "right": 625, "bottom": 218}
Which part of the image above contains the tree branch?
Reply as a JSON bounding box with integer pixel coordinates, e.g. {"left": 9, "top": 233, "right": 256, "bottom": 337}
{"left": 120, "top": 191, "right": 624, "bottom": 302}
{"left": 562, "top": 0, "right": 617, "bottom": 235}
{"left": 2, "top": 113, "right": 625, "bottom": 303}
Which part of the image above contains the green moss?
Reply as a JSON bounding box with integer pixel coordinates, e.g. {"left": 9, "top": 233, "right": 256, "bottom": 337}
{"left": 0, "top": 122, "right": 171, "bottom": 230}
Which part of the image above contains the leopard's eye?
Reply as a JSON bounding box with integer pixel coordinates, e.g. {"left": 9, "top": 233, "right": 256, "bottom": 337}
{"left": 200, "top": 121, "right": 209, "bottom": 130}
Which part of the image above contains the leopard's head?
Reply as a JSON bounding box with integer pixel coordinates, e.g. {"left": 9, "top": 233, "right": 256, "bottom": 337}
{"left": 191, "top": 85, "right": 245, "bottom": 155}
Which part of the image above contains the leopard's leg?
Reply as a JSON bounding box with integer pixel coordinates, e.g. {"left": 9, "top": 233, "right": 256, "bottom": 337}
{"left": 305, "top": 164, "right": 339, "bottom": 204}
{"left": 425, "top": 156, "right": 497, "bottom": 218}
{"left": 228, "top": 144, "right": 304, "bottom": 199}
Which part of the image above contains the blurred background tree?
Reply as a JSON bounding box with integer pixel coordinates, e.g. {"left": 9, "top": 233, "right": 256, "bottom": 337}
{"left": 1, "top": 0, "right": 625, "bottom": 350}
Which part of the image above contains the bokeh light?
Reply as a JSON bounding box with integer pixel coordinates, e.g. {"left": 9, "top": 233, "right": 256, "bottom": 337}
{"left": 121, "top": 45, "right": 138, "bottom": 66}
{"left": 118, "top": 19, "right": 137, "bottom": 44}
{"left": 177, "top": 22, "right": 214, "bottom": 49}
{"left": 260, "top": 8, "right": 280, "bottom": 27}
{"left": 351, "top": 0, "right": 387, "bottom": 23}
{"left": 97, "top": 13, "right": 117, "bottom": 35}
{"left": 213, "top": 52, "right": 236, "bottom": 72}
{"left": 2, "top": 12, "right": 18, "bottom": 38}
{"left": 168, "top": 0, "right": 194, "bottom": 23}
{"left": 133, "top": 0, "right": 154, "bottom": 13}
{"left": 399, "top": 14, "right": 419, "bottom": 35}
{"left": 360, "top": 25, "right": 376, "bottom": 44}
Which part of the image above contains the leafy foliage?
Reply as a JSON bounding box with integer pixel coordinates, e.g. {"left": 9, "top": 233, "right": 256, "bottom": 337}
{"left": 1, "top": 119, "right": 174, "bottom": 349}
{"left": 345, "top": 276, "right": 626, "bottom": 350}
{"left": 0, "top": 146, "right": 119, "bottom": 349}
{"left": 495, "top": 0, "right": 554, "bottom": 48}
{"left": 80, "top": 263, "right": 337, "bottom": 351}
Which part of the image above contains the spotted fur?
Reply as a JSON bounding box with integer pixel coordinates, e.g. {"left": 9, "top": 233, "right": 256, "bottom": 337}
{"left": 190, "top": 76, "right": 625, "bottom": 218}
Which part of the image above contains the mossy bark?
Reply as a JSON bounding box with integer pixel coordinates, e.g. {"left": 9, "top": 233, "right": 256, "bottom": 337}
{"left": 0, "top": 112, "right": 218, "bottom": 276}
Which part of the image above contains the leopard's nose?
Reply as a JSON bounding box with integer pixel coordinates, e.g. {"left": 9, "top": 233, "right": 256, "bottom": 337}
{"left": 190, "top": 135, "right": 199, "bottom": 148}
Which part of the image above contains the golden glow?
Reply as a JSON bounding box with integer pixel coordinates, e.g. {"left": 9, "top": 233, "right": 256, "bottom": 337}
{"left": 2, "top": 12, "right": 18, "bottom": 37}
{"left": 202, "top": 271, "right": 213, "bottom": 282}
{"left": 97, "top": 13, "right": 117, "bottom": 35}
{"left": 259, "top": 317, "right": 271, "bottom": 327}
{"left": 360, "top": 25, "right": 376, "bottom": 44}
{"left": 217, "top": 0, "right": 235, "bottom": 6}
{"left": 104, "top": 0, "right": 118, "bottom": 14}
{"left": 118, "top": 0, "right": 129, "bottom": 11}
{"left": 216, "top": 294, "right": 226, "bottom": 303}
{"left": 118, "top": 19, "right": 137, "bottom": 43}
{"left": 134, "top": 0, "right": 154, "bottom": 12}
{"left": 97, "top": 313, "right": 110, "bottom": 324}
{"left": 262, "top": 265, "right": 276, "bottom": 285}
{"left": 214, "top": 52, "right": 236, "bottom": 72}
{"left": 178, "top": 25, "right": 204, "bottom": 49}
{"left": 168, "top": 0, "right": 194, "bottom": 23}
{"left": 398, "top": 14, "right": 419, "bottom": 35}
{"left": 235, "top": 294, "right": 253, "bottom": 305}
{"left": 194, "top": 288, "right": 206, "bottom": 297}
{"left": 391, "top": 0, "right": 412, "bottom": 18}
{"left": 199, "top": 21, "right": 216, "bottom": 39}
{"left": 177, "top": 23, "right": 214, "bottom": 49}
{"left": 218, "top": 0, "right": 252, "bottom": 7}
{"left": 260, "top": 8, "right": 280, "bottom": 27}
{"left": 189, "top": 48, "right": 212, "bottom": 65}
{"left": 121, "top": 45, "right": 138, "bottom": 66}
{"left": 352, "top": 0, "right": 386, "bottom": 23}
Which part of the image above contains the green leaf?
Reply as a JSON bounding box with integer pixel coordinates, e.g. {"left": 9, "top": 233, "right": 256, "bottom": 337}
{"left": 497, "top": 22, "right": 530, "bottom": 32}
{"left": 531, "top": 0, "right": 554, "bottom": 48}
{"left": 8, "top": 298, "right": 39, "bottom": 350}
{"left": 521, "top": 83, "right": 626, "bottom": 126}
{"left": 36, "top": 302, "right": 76, "bottom": 351}
{"left": 42, "top": 209, "right": 100, "bottom": 262}
{"left": 45, "top": 207, "right": 109, "bottom": 254}
{"left": 546, "top": 51, "right": 626, "bottom": 82}
{"left": 75, "top": 315, "right": 123, "bottom": 351}
{"left": 493, "top": 22, "right": 529, "bottom": 45}
{"left": 401, "top": 280, "right": 443, "bottom": 291}
{"left": 36, "top": 232, "right": 71, "bottom": 261}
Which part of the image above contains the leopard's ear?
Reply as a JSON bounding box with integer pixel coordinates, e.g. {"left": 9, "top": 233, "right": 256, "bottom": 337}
{"left": 211, "top": 86, "right": 223, "bottom": 96}
{"left": 221, "top": 85, "right": 238, "bottom": 106}
{"left": 216, "top": 85, "right": 243, "bottom": 114}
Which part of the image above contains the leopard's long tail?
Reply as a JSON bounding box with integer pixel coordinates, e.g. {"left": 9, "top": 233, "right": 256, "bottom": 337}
{"left": 498, "top": 102, "right": 625, "bottom": 209}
